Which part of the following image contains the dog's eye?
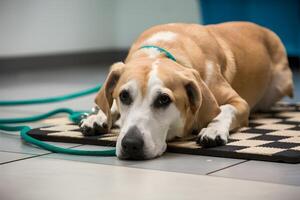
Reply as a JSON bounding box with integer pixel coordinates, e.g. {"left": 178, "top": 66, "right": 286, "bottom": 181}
{"left": 119, "top": 90, "right": 132, "bottom": 105}
{"left": 153, "top": 93, "right": 172, "bottom": 108}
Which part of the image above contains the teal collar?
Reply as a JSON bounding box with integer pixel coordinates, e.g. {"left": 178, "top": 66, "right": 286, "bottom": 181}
{"left": 139, "top": 45, "right": 176, "bottom": 62}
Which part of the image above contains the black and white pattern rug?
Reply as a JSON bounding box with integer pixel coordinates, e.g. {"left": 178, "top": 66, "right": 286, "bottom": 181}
{"left": 28, "top": 102, "right": 300, "bottom": 163}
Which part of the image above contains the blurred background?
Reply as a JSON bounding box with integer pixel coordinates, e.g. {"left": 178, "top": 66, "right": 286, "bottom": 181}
{"left": 0, "top": 0, "right": 299, "bottom": 109}
{"left": 0, "top": 0, "right": 299, "bottom": 67}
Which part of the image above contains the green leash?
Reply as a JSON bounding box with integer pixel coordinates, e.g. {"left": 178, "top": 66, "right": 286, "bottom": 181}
{"left": 140, "top": 45, "right": 177, "bottom": 62}
{"left": 0, "top": 84, "right": 101, "bottom": 106}
{"left": 0, "top": 85, "right": 116, "bottom": 156}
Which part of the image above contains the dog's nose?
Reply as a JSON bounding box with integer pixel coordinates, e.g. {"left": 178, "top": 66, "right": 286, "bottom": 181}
{"left": 121, "top": 126, "right": 144, "bottom": 159}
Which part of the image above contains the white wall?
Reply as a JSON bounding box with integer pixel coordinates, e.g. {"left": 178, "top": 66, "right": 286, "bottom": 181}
{"left": 114, "top": 0, "right": 201, "bottom": 48}
{"left": 0, "top": 0, "right": 201, "bottom": 57}
{"left": 0, "top": 0, "right": 115, "bottom": 57}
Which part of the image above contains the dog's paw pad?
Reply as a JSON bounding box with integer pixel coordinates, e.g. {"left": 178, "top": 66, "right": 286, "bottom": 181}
{"left": 196, "top": 127, "right": 228, "bottom": 148}
{"left": 80, "top": 122, "right": 108, "bottom": 136}
{"left": 197, "top": 135, "right": 227, "bottom": 147}
{"left": 79, "top": 113, "right": 108, "bottom": 136}
{"left": 93, "top": 122, "right": 108, "bottom": 134}
{"left": 80, "top": 125, "right": 95, "bottom": 136}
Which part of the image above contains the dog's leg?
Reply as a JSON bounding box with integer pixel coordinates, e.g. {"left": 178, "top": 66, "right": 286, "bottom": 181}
{"left": 80, "top": 100, "right": 120, "bottom": 136}
{"left": 197, "top": 94, "right": 249, "bottom": 147}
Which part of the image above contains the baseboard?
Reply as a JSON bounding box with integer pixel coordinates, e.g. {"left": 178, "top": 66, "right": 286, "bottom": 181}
{"left": 0, "top": 49, "right": 128, "bottom": 70}
{"left": 0, "top": 49, "right": 299, "bottom": 70}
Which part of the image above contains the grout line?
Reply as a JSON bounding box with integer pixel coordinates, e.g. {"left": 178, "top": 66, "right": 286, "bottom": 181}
{"left": 0, "top": 144, "right": 84, "bottom": 165}
{"left": 69, "top": 144, "right": 84, "bottom": 148}
{"left": 0, "top": 152, "right": 53, "bottom": 165}
{"left": 206, "top": 160, "right": 249, "bottom": 175}
{"left": 0, "top": 149, "right": 38, "bottom": 155}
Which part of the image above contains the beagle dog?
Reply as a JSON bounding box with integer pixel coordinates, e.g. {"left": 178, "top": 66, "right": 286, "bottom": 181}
{"left": 80, "top": 22, "right": 294, "bottom": 160}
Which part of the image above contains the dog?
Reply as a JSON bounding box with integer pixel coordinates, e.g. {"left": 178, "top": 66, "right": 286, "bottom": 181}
{"left": 80, "top": 22, "right": 294, "bottom": 160}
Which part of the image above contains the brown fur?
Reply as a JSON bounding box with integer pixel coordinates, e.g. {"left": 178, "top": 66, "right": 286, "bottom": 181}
{"left": 95, "top": 22, "right": 294, "bottom": 136}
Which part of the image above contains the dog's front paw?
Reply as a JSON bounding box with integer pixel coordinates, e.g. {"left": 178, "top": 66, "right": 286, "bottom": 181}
{"left": 79, "top": 111, "right": 108, "bottom": 136}
{"left": 196, "top": 127, "right": 228, "bottom": 148}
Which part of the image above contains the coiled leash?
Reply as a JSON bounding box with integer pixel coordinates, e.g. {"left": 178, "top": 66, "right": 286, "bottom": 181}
{"left": 0, "top": 85, "right": 116, "bottom": 156}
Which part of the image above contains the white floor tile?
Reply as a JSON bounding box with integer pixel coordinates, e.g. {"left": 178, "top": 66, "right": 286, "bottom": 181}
{"left": 211, "top": 160, "right": 300, "bottom": 186}
{"left": 0, "top": 157, "right": 299, "bottom": 200}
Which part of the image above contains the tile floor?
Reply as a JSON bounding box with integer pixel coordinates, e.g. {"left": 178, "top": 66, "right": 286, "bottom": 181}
{"left": 0, "top": 65, "right": 299, "bottom": 199}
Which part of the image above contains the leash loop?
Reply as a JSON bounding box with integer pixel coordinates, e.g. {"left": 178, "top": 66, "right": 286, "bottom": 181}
{"left": 0, "top": 85, "right": 116, "bottom": 156}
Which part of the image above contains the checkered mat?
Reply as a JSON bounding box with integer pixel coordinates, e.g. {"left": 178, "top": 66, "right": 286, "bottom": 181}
{"left": 28, "top": 102, "right": 300, "bottom": 163}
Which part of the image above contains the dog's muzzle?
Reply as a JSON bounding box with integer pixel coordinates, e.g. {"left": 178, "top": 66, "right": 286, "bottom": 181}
{"left": 120, "top": 126, "right": 145, "bottom": 160}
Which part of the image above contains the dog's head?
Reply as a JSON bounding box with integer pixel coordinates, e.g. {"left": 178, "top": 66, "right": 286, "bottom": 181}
{"left": 95, "top": 58, "right": 220, "bottom": 159}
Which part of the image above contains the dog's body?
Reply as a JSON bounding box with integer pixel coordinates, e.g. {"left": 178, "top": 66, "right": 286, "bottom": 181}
{"left": 81, "top": 22, "right": 294, "bottom": 159}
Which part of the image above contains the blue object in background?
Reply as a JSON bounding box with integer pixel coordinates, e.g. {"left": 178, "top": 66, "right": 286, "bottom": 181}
{"left": 200, "top": 0, "right": 300, "bottom": 56}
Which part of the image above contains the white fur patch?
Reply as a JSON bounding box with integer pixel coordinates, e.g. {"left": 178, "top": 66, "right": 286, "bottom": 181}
{"left": 145, "top": 31, "right": 177, "bottom": 44}
{"left": 199, "top": 104, "right": 237, "bottom": 142}
{"left": 209, "top": 104, "right": 237, "bottom": 131}
{"left": 140, "top": 48, "right": 162, "bottom": 59}
{"left": 147, "top": 60, "right": 161, "bottom": 87}
{"left": 111, "top": 100, "right": 118, "bottom": 114}
{"left": 204, "top": 60, "right": 214, "bottom": 85}
{"left": 80, "top": 108, "right": 107, "bottom": 128}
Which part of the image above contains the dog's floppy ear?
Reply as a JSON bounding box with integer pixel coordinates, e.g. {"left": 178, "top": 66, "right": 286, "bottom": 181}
{"left": 95, "top": 62, "right": 125, "bottom": 129}
{"left": 196, "top": 76, "right": 221, "bottom": 127}
{"left": 184, "top": 69, "right": 220, "bottom": 127}
{"left": 184, "top": 79, "right": 202, "bottom": 114}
